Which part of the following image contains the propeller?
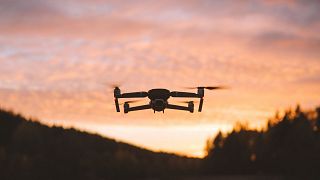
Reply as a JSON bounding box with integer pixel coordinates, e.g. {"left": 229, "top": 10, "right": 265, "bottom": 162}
{"left": 99, "top": 81, "right": 123, "bottom": 89}
{"left": 184, "top": 86, "right": 229, "bottom": 90}
{"left": 119, "top": 100, "right": 142, "bottom": 105}
{"left": 176, "top": 101, "right": 194, "bottom": 103}
{"left": 99, "top": 82, "right": 123, "bottom": 94}
{"left": 105, "top": 81, "right": 124, "bottom": 112}
{"left": 109, "top": 83, "right": 122, "bottom": 89}
{"left": 95, "top": 82, "right": 121, "bottom": 93}
{"left": 182, "top": 86, "right": 228, "bottom": 112}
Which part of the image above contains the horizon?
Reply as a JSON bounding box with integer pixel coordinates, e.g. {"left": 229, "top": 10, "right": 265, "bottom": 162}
{"left": 1, "top": 103, "right": 316, "bottom": 158}
{"left": 0, "top": 0, "right": 320, "bottom": 157}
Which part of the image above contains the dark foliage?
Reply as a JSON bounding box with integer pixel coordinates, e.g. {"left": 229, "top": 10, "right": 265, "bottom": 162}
{"left": 204, "top": 105, "right": 320, "bottom": 178}
{"left": 0, "top": 109, "right": 200, "bottom": 180}
{"left": 1, "top": 105, "right": 320, "bottom": 179}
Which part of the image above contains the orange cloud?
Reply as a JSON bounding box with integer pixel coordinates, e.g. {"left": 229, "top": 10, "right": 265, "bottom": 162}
{"left": 0, "top": 0, "right": 319, "bottom": 157}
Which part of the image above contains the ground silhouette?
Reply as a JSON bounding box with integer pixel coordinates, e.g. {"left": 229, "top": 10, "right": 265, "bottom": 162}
{"left": 0, "top": 108, "right": 199, "bottom": 180}
{"left": 1, "top": 105, "right": 320, "bottom": 179}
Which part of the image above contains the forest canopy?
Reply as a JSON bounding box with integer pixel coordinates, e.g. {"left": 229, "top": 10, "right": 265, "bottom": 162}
{"left": 204, "top": 105, "right": 320, "bottom": 177}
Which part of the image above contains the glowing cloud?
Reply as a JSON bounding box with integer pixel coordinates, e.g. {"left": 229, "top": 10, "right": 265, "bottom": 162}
{"left": 0, "top": 0, "right": 319, "bottom": 157}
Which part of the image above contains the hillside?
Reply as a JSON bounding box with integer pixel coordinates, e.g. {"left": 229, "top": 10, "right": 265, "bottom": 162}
{"left": 1, "top": 106, "right": 320, "bottom": 180}
{"left": 0, "top": 109, "right": 200, "bottom": 180}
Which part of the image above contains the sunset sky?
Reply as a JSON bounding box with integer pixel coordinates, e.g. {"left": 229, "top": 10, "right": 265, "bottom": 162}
{"left": 0, "top": 0, "right": 319, "bottom": 157}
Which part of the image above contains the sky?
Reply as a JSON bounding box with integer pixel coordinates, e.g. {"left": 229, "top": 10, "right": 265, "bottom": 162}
{"left": 0, "top": 0, "right": 320, "bottom": 157}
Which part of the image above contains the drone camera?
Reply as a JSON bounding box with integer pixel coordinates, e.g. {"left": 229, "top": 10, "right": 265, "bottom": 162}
{"left": 153, "top": 99, "right": 166, "bottom": 111}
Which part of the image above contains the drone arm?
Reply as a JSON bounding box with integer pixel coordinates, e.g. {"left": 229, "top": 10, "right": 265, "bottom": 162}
{"left": 125, "top": 104, "right": 151, "bottom": 113}
{"left": 119, "top": 92, "right": 148, "bottom": 98}
{"left": 170, "top": 91, "right": 199, "bottom": 98}
{"left": 198, "top": 98, "right": 204, "bottom": 112}
{"left": 167, "top": 104, "right": 193, "bottom": 112}
{"left": 115, "top": 98, "right": 120, "bottom": 112}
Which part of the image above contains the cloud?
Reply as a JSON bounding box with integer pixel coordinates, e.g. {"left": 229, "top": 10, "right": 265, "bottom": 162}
{"left": 249, "top": 31, "right": 320, "bottom": 56}
{"left": 0, "top": 0, "right": 319, "bottom": 126}
{"left": 294, "top": 76, "right": 320, "bottom": 85}
{"left": 2, "top": 0, "right": 320, "bottom": 157}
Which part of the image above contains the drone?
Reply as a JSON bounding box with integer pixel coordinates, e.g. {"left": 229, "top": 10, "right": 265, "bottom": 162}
{"left": 114, "top": 86, "right": 227, "bottom": 113}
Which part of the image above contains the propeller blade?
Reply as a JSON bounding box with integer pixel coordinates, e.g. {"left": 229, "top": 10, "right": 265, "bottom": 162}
{"left": 99, "top": 81, "right": 123, "bottom": 89}
{"left": 175, "top": 100, "right": 199, "bottom": 105}
{"left": 109, "top": 83, "right": 122, "bottom": 89}
{"left": 204, "top": 86, "right": 229, "bottom": 90}
{"left": 183, "top": 87, "right": 198, "bottom": 90}
{"left": 184, "top": 86, "right": 229, "bottom": 90}
{"left": 176, "top": 100, "right": 191, "bottom": 103}
{"left": 97, "top": 82, "right": 122, "bottom": 93}
{"left": 119, "top": 100, "right": 142, "bottom": 105}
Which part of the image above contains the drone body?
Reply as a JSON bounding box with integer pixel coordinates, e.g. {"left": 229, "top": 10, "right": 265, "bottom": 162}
{"left": 114, "top": 86, "right": 225, "bottom": 113}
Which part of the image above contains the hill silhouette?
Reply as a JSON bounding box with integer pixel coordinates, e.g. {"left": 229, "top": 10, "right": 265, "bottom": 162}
{"left": 1, "top": 105, "right": 320, "bottom": 179}
{"left": 0, "top": 109, "right": 199, "bottom": 180}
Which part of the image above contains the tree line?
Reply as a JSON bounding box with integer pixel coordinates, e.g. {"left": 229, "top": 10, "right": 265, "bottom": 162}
{"left": 204, "top": 105, "right": 320, "bottom": 178}
{"left": 1, "top": 105, "right": 320, "bottom": 179}
{"left": 0, "top": 108, "right": 199, "bottom": 180}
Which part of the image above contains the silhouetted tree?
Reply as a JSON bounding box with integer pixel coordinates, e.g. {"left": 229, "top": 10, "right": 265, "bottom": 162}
{"left": 0, "top": 108, "right": 200, "bottom": 180}
{"left": 2, "top": 105, "right": 320, "bottom": 179}
{"left": 204, "top": 105, "right": 320, "bottom": 178}
{"left": 316, "top": 107, "right": 320, "bottom": 131}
